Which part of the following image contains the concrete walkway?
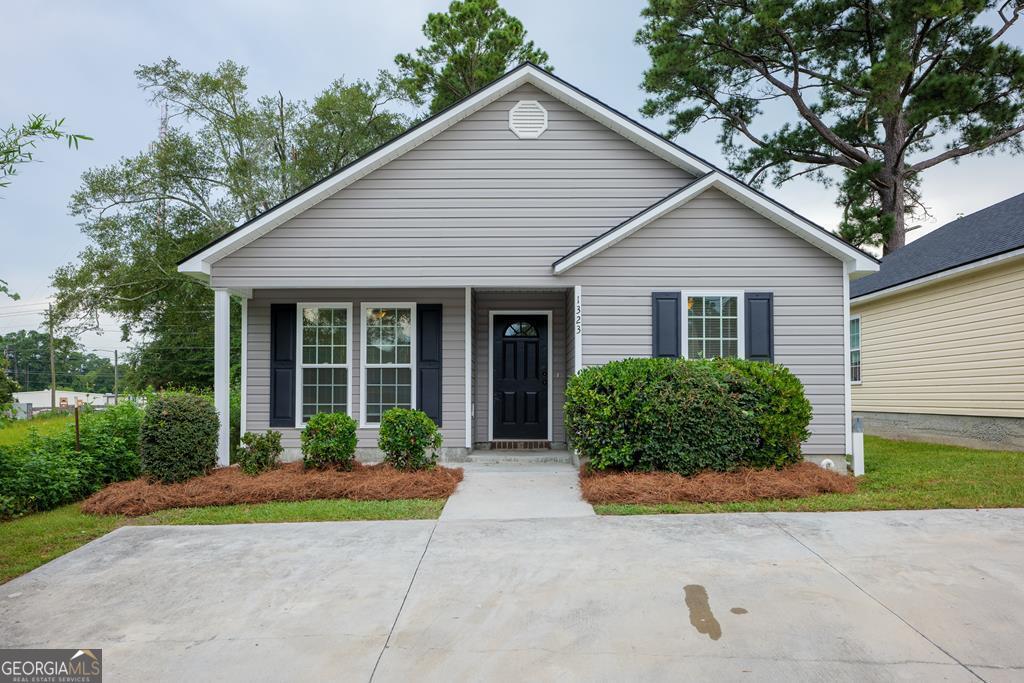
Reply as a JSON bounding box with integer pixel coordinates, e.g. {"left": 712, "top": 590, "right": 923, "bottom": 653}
{"left": 440, "top": 462, "right": 595, "bottom": 521}
{"left": 3, "top": 509, "right": 1024, "bottom": 681}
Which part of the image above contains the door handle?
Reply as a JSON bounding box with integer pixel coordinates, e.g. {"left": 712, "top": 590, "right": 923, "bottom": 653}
{"left": 541, "top": 370, "right": 548, "bottom": 386}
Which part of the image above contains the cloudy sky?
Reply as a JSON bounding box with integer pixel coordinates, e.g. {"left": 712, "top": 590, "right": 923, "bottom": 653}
{"left": 2, "top": 0, "right": 1022, "bottom": 354}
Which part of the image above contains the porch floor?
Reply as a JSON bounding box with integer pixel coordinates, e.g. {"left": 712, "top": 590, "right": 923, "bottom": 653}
{"left": 440, "top": 461, "right": 595, "bottom": 521}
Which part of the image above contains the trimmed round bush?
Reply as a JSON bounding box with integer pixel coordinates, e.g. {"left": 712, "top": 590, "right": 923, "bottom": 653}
{"left": 301, "top": 412, "right": 357, "bottom": 469}
{"left": 140, "top": 393, "right": 219, "bottom": 483}
{"left": 237, "top": 430, "right": 283, "bottom": 476}
{"left": 378, "top": 408, "right": 442, "bottom": 471}
{"left": 564, "top": 357, "right": 812, "bottom": 474}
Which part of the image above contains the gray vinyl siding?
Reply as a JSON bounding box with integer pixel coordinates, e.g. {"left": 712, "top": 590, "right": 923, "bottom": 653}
{"left": 246, "top": 288, "right": 466, "bottom": 457}
{"left": 209, "top": 83, "right": 693, "bottom": 290}
{"left": 472, "top": 291, "right": 568, "bottom": 446}
{"left": 227, "top": 81, "right": 848, "bottom": 455}
{"left": 572, "top": 189, "right": 847, "bottom": 455}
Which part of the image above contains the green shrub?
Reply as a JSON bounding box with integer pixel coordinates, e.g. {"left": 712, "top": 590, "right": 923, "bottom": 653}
{"left": 378, "top": 409, "right": 442, "bottom": 471}
{"left": 714, "top": 359, "right": 813, "bottom": 468}
{"left": 237, "top": 430, "right": 283, "bottom": 476}
{"left": 140, "top": 393, "right": 219, "bottom": 483}
{"left": 564, "top": 357, "right": 812, "bottom": 474}
{"left": 301, "top": 412, "right": 357, "bottom": 469}
{"left": 0, "top": 403, "right": 145, "bottom": 519}
{"left": 89, "top": 402, "right": 145, "bottom": 455}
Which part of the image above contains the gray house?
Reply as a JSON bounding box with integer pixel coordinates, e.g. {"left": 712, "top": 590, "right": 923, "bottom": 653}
{"left": 179, "top": 64, "right": 878, "bottom": 465}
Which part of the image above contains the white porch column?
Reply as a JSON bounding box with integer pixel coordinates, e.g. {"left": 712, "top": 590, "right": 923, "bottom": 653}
{"left": 464, "top": 286, "right": 473, "bottom": 449}
{"left": 214, "top": 288, "right": 231, "bottom": 466}
{"left": 842, "top": 262, "right": 853, "bottom": 456}
{"left": 573, "top": 285, "right": 584, "bottom": 373}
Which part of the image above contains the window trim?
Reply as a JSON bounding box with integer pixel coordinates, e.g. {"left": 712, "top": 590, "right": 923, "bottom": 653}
{"left": 681, "top": 290, "right": 746, "bottom": 360}
{"left": 295, "top": 302, "right": 353, "bottom": 428}
{"left": 850, "top": 313, "right": 862, "bottom": 385}
{"left": 359, "top": 302, "right": 417, "bottom": 429}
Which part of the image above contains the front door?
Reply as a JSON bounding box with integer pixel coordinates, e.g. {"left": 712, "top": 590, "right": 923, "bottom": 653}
{"left": 492, "top": 314, "right": 548, "bottom": 440}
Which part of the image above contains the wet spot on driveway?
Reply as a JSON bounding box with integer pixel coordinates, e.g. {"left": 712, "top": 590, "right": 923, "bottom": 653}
{"left": 683, "top": 584, "right": 722, "bottom": 641}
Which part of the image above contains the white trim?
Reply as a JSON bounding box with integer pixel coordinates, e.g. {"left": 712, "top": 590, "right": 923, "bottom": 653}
{"left": 294, "top": 302, "right": 354, "bottom": 428}
{"left": 359, "top": 302, "right": 417, "bottom": 429}
{"left": 573, "top": 285, "right": 583, "bottom": 374}
{"left": 851, "top": 246, "right": 1024, "bottom": 305}
{"left": 849, "top": 312, "right": 862, "bottom": 386}
{"left": 213, "top": 289, "right": 231, "bottom": 466}
{"left": 680, "top": 291, "right": 745, "bottom": 359}
{"left": 553, "top": 173, "right": 878, "bottom": 275}
{"left": 487, "top": 310, "right": 554, "bottom": 442}
{"left": 178, "top": 64, "right": 716, "bottom": 277}
{"left": 464, "top": 287, "right": 473, "bottom": 449}
{"left": 240, "top": 299, "right": 247, "bottom": 436}
{"left": 843, "top": 262, "right": 853, "bottom": 455}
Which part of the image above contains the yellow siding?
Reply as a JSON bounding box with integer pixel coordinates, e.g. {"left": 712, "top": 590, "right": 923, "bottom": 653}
{"left": 851, "top": 257, "right": 1024, "bottom": 418}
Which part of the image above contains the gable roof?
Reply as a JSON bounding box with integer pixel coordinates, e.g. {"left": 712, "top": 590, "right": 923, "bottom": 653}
{"left": 851, "top": 191, "right": 1024, "bottom": 300}
{"left": 553, "top": 172, "right": 878, "bottom": 274}
{"left": 178, "top": 62, "right": 877, "bottom": 279}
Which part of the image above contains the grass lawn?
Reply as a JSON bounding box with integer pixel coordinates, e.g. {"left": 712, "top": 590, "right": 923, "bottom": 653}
{"left": 0, "top": 498, "right": 445, "bottom": 584}
{"left": 596, "top": 436, "right": 1024, "bottom": 515}
{"left": 0, "top": 413, "right": 73, "bottom": 447}
{"left": 0, "top": 505, "right": 123, "bottom": 584}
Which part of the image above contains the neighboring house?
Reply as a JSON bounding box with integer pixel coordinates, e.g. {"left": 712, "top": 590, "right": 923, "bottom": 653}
{"left": 179, "top": 64, "right": 878, "bottom": 464}
{"left": 851, "top": 192, "right": 1024, "bottom": 450}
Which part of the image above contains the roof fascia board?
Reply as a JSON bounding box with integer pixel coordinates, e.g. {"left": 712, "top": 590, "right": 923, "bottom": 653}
{"left": 554, "top": 173, "right": 878, "bottom": 275}
{"left": 851, "top": 245, "right": 1024, "bottom": 305}
{"left": 525, "top": 69, "right": 712, "bottom": 176}
{"left": 708, "top": 175, "right": 877, "bottom": 273}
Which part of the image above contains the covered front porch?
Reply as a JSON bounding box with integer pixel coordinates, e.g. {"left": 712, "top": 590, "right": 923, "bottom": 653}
{"left": 211, "top": 286, "right": 583, "bottom": 464}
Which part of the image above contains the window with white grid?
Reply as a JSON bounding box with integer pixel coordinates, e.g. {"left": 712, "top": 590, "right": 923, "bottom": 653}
{"left": 362, "top": 305, "right": 414, "bottom": 425}
{"left": 686, "top": 295, "right": 740, "bottom": 359}
{"left": 850, "top": 315, "right": 861, "bottom": 383}
{"left": 298, "top": 304, "right": 351, "bottom": 423}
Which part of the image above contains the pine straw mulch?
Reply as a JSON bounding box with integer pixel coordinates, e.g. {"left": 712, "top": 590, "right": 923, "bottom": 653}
{"left": 579, "top": 461, "right": 855, "bottom": 505}
{"left": 81, "top": 462, "right": 464, "bottom": 517}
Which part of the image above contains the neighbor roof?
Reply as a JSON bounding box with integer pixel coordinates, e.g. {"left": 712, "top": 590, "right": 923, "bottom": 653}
{"left": 178, "top": 62, "right": 877, "bottom": 279}
{"left": 851, "top": 192, "right": 1024, "bottom": 299}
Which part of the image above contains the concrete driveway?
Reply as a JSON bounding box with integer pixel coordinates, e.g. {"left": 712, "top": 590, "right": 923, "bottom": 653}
{"left": 2, "top": 507, "right": 1023, "bottom": 682}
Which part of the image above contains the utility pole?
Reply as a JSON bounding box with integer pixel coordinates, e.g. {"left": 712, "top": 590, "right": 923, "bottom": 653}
{"left": 48, "top": 304, "right": 56, "bottom": 411}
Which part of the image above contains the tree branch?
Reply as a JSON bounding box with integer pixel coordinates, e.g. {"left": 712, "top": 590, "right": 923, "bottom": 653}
{"left": 910, "top": 124, "right": 1024, "bottom": 171}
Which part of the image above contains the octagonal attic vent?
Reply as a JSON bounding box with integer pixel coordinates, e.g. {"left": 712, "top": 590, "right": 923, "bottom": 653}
{"left": 509, "top": 100, "right": 548, "bottom": 139}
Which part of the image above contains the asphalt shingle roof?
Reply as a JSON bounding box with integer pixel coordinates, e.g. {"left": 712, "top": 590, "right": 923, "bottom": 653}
{"left": 850, "top": 192, "right": 1024, "bottom": 298}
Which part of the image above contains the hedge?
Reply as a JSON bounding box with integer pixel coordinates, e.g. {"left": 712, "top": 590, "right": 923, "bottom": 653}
{"left": 564, "top": 357, "right": 812, "bottom": 474}
{"left": 140, "top": 393, "right": 219, "bottom": 483}
{"left": 0, "top": 402, "right": 145, "bottom": 518}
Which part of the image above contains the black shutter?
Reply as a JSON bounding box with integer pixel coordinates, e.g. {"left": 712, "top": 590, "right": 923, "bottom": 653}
{"left": 417, "top": 304, "right": 443, "bottom": 426}
{"left": 651, "top": 292, "right": 681, "bottom": 358}
{"left": 745, "top": 292, "right": 774, "bottom": 362}
{"left": 269, "top": 303, "right": 296, "bottom": 427}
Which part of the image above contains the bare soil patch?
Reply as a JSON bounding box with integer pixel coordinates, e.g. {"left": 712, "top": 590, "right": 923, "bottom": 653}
{"left": 579, "top": 461, "right": 855, "bottom": 505}
{"left": 82, "top": 462, "right": 464, "bottom": 517}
